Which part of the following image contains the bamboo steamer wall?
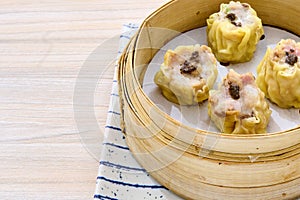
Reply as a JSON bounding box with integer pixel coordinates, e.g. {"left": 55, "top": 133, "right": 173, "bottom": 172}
{"left": 118, "top": 0, "right": 300, "bottom": 199}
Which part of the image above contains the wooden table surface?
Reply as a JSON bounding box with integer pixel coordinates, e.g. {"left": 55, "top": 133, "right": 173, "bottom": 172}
{"left": 0, "top": 1, "right": 168, "bottom": 199}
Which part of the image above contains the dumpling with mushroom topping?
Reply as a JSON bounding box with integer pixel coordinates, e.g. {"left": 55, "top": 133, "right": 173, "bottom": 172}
{"left": 208, "top": 69, "right": 271, "bottom": 134}
{"left": 256, "top": 39, "right": 300, "bottom": 108}
{"left": 154, "top": 44, "right": 218, "bottom": 105}
{"left": 206, "top": 1, "right": 264, "bottom": 64}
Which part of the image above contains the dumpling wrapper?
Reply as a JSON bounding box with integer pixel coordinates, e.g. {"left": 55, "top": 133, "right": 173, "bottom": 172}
{"left": 154, "top": 44, "right": 218, "bottom": 105}
{"left": 207, "top": 1, "right": 264, "bottom": 63}
{"left": 208, "top": 69, "right": 271, "bottom": 134}
{"left": 256, "top": 39, "right": 300, "bottom": 108}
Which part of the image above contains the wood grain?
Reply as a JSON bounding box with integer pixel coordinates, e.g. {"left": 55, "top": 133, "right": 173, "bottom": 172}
{"left": 0, "top": 1, "right": 168, "bottom": 199}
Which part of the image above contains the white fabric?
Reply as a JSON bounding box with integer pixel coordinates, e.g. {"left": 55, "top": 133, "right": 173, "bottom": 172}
{"left": 93, "top": 23, "right": 181, "bottom": 200}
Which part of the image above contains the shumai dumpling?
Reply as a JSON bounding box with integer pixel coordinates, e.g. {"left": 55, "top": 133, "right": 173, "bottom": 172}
{"left": 256, "top": 39, "right": 300, "bottom": 108}
{"left": 208, "top": 69, "right": 271, "bottom": 134}
{"left": 154, "top": 44, "right": 218, "bottom": 105}
{"left": 206, "top": 1, "right": 264, "bottom": 64}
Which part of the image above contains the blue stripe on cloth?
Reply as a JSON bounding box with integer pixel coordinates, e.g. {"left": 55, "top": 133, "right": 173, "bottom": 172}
{"left": 108, "top": 110, "right": 121, "bottom": 115}
{"left": 99, "top": 161, "right": 146, "bottom": 172}
{"left": 120, "top": 34, "right": 131, "bottom": 40}
{"left": 102, "top": 142, "right": 129, "bottom": 150}
{"left": 123, "top": 23, "right": 139, "bottom": 29}
{"left": 105, "top": 125, "right": 122, "bottom": 132}
{"left": 97, "top": 176, "right": 167, "bottom": 189}
{"left": 111, "top": 93, "right": 119, "bottom": 97}
{"left": 94, "top": 194, "right": 118, "bottom": 200}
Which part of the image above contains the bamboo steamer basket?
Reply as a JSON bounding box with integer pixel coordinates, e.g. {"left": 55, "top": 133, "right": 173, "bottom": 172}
{"left": 118, "top": 0, "right": 300, "bottom": 199}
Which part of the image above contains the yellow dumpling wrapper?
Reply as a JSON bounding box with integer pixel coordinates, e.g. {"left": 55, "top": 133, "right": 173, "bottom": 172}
{"left": 207, "top": 1, "right": 264, "bottom": 63}
{"left": 208, "top": 70, "right": 271, "bottom": 134}
{"left": 256, "top": 39, "right": 300, "bottom": 108}
{"left": 154, "top": 44, "right": 218, "bottom": 105}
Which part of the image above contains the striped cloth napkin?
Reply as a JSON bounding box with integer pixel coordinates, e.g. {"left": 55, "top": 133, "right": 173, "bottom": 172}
{"left": 93, "top": 23, "right": 181, "bottom": 200}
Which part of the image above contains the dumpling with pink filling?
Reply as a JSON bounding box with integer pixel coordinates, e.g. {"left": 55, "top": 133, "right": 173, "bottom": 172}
{"left": 154, "top": 44, "right": 218, "bottom": 105}
{"left": 256, "top": 39, "right": 300, "bottom": 108}
{"left": 208, "top": 69, "right": 271, "bottom": 134}
{"left": 206, "top": 1, "right": 264, "bottom": 64}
